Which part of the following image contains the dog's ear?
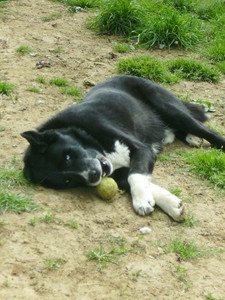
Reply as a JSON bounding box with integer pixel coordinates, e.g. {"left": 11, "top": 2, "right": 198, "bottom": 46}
{"left": 21, "top": 131, "right": 48, "bottom": 153}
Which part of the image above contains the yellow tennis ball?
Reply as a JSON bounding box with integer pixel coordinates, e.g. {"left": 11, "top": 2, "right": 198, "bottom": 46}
{"left": 97, "top": 178, "right": 118, "bottom": 200}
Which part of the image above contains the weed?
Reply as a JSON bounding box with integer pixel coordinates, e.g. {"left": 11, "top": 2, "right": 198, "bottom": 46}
{"left": 182, "top": 210, "right": 198, "bottom": 228}
{"left": 60, "top": 86, "right": 81, "bottom": 97}
{"left": 0, "top": 190, "right": 38, "bottom": 214}
{"left": 53, "top": 47, "right": 64, "bottom": 54}
{"left": 87, "top": 234, "right": 128, "bottom": 270}
{"left": 45, "top": 257, "right": 67, "bottom": 270}
{"left": 167, "top": 58, "right": 220, "bottom": 83}
{"left": 26, "top": 86, "right": 40, "bottom": 93}
{"left": 113, "top": 43, "right": 131, "bottom": 53}
{"left": 28, "top": 216, "right": 37, "bottom": 226}
{"left": 132, "top": 269, "right": 142, "bottom": 281}
{"left": 42, "top": 12, "right": 62, "bottom": 22}
{"left": 168, "top": 239, "right": 202, "bottom": 260}
{"left": 173, "top": 264, "right": 191, "bottom": 292}
{"left": 171, "top": 188, "right": 182, "bottom": 198}
{"left": 2, "top": 280, "right": 9, "bottom": 287}
{"left": 16, "top": 45, "right": 33, "bottom": 55}
{"left": 0, "top": 166, "right": 29, "bottom": 188}
{"left": 182, "top": 149, "right": 225, "bottom": 189}
{"left": 87, "top": 244, "right": 125, "bottom": 270}
{"left": 36, "top": 77, "right": 47, "bottom": 85}
{"left": 87, "top": 0, "right": 144, "bottom": 36}
{"left": 0, "top": 80, "right": 15, "bottom": 95}
{"left": 66, "top": 218, "right": 78, "bottom": 229}
{"left": 216, "top": 61, "right": 225, "bottom": 74}
{"left": 57, "top": 0, "right": 99, "bottom": 9}
{"left": 41, "top": 210, "right": 54, "bottom": 224}
{"left": 136, "top": 6, "right": 203, "bottom": 49}
{"left": 50, "top": 77, "right": 69, "bottom": 87}
{"left": 118, "top": 55, "right": 178, "bottom": 84}
{"left": 207, "top": 40, "right": 225, "bottom": 62}
{"left": 0, "top": 126, "right": 6, "bottom": 132}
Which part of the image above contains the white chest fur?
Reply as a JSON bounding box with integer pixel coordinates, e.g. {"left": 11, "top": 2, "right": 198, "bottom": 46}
{"left": 105, "top": 140, "right": 130, "bottom": 171}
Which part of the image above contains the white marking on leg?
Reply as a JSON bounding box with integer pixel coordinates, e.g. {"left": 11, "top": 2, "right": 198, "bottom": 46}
{"left": 149, "top": 182, "right": 184, "bottom": 221}
{"left": 105, "top": 140, "right": 130, "bottom": 171}
{"left": 185, "top": 134, "right": 203, "bottom": 147}
{"left": 163, "top": 128, "right": 175, "bottom": 145}
{"left": 128, "top": 173, "right": 155, "bottom": 216}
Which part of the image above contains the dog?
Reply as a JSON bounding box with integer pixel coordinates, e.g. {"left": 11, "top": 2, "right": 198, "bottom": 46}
{"left": 21, "top": 75, "right": 225, "bottom": 221}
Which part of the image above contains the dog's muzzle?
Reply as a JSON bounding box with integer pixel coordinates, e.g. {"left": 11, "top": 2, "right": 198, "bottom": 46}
{"left": 99, "top": 156, "right": 112, "bottom": 177}
{"left": 88, "top": 156, "right": 113, "bottom": 186}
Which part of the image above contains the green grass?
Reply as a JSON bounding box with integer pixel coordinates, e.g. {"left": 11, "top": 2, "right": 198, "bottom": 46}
{"left": 168, "top": 239, "right": 202, "bottom": 260}
{"left": 60, "top": 86, "right": 81, "bottom": 97}
{"left": 0, "top": 166, "right": 28, "bottom": 188}
{"left": 216, "top": 61, "right": 225, "bottom": 74}
{"left": 28, "top": 216, "right": 37, "bottom": 226}
{"left": 0, "top": 190, "right": 38, "bottom": 214}
{"left": 167, "top": 58, "right": 220, "bottom": 83}
{"left": 182, "top": 149, "right": 225, "bottom": 189}
{"left": 52, "top": 47, "right": 64, "bottom": 54}
{"left": 41, "top": 210, "right": 54, "bottom": 224}
{"left": 136, "top": 6, "right": 203, "bottom": 49}
{"left": 87, "top": 0, "right": 144, "bottom": 36}
{"left": 26, "top": 86, "right": 40, "bottom": 93}
{"left": 16, "top": 45, "right": 33, "bottom": 55}
{"left": 118, "top": 55, "right": 178, "bottom": 84}
{"left": 55, "top": 0, "right": 99, "bottom": 11}
{"left": 50, "top": 77, "right": 69, "bottom": 87}
{"left": 113, "top": 43, "right": 131, "bottom": 53}
{"left": 0, "top": 80, "right": 15, "bottom": 95}
{"left": 182, "top": 210, "right": 198, "bottom": 228}
{"left": 44, "top": 257, "right": 67, "bottom": 270}
{"left": 36, "top": 77, "right": 47, "bottom": 85}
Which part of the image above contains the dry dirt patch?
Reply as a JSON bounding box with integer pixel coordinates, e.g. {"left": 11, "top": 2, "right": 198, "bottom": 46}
{"left": 0, "top": 1, "right": 225, "bottom": 299}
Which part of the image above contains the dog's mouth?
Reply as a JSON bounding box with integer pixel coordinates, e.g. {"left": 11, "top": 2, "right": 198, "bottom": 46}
{"left": 98, "top": 156, "right": 113, "bottom": 177}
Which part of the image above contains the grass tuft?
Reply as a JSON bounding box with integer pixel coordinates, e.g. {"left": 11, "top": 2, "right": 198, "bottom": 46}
{"left": 16, "top": 45, "right": 33, "bottom": 55}
{"left": 118, "top": 55, "right": 178, "bottom": 84}
{"left": 0, "top": 190, "right": 38, "bottom": 214}
{"left": 50, "top": 77, "right": 69, "bottom": 87}
{"left": 0, "top": 166, "right": 29, "bottom": 188}
{"left": 60, "top": 86, "right": 81, "bottom": 97}
{"left": 167, "top": 58, "right": 220, "bottom": 83}
{"left": 168, "top": 239, "right": 202, "bottom": 260}
{"left": 182, "top": 149, "right": 225, "bottom": 189}
{"left": 0, "top": 80, "right": 15, "bottom": 95}
{"left": 113, "top": 42, "right": 131, "bottom": 53}
{"left": 136, "top": 6, "right": 203, "bottom": 49}
{"left": 87, "top": 0, "right": 144, "bottom": 36}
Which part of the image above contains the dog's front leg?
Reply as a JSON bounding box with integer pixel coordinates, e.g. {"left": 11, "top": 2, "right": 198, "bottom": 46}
{"left": 128, "top": 148, "right": 155, "bottom": 216}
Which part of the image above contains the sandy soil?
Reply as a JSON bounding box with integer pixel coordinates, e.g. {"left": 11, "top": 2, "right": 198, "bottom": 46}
{"left": 0, "top": 1, "right": 225, "bottom": 299}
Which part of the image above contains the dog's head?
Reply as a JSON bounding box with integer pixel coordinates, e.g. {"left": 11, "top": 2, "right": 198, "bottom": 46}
{"left": 21, "top": 129, "right": 112, "bottom": 189}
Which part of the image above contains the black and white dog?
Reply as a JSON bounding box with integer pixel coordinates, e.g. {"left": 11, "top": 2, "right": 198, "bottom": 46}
{"left": 22, "top": 75, "right": 225, "bottom": 221}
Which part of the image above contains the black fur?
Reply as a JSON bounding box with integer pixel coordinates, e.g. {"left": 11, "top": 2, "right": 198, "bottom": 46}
{"left": 22, "top": 75, "right": 225, "bottom": 191}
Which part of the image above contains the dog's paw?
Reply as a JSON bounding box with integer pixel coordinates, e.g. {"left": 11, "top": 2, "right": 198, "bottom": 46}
{"left": 128, "top": 173, "right": 155, "bottom": 216}
{"left": 132, "top": 193, "right": 155, "bottom": 216}
{"left": 150, "top": 183, "right": 185, "bottom": 222}
{"left": 167, "top": 197, "right": 185, "bottom": 222}
{"left": 185, "top": 134, "right": 203, "bottom": 148}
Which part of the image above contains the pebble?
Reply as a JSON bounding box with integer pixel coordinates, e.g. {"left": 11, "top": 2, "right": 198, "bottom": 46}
{"left": 139, "top": 226, "right": 152, "bottom": 234}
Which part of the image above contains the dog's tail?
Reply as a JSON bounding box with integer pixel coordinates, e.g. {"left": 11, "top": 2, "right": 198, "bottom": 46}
{"left": 183, "top": 102, "right": 209, "bottom": 123}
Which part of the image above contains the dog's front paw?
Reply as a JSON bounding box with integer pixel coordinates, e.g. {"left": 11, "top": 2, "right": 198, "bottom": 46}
{"left": 132, "top": 193, "right": 155, "bottom": 216}
{"left": 128, "top": 173, "right": 155, "bottom": 216}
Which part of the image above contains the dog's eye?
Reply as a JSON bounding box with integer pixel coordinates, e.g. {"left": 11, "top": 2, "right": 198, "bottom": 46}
{"left": 65, "top": 154, "right": 71, "bottom": 161}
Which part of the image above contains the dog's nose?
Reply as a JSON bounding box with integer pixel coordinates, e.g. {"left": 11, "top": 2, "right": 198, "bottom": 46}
{"left": 88, "top": 169, "right": 101, "bottom": 184}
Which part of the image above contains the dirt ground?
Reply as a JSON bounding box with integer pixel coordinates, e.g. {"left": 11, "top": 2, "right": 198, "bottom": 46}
{"left": 0, "top": 1, "right": 225, "bottom": 299}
